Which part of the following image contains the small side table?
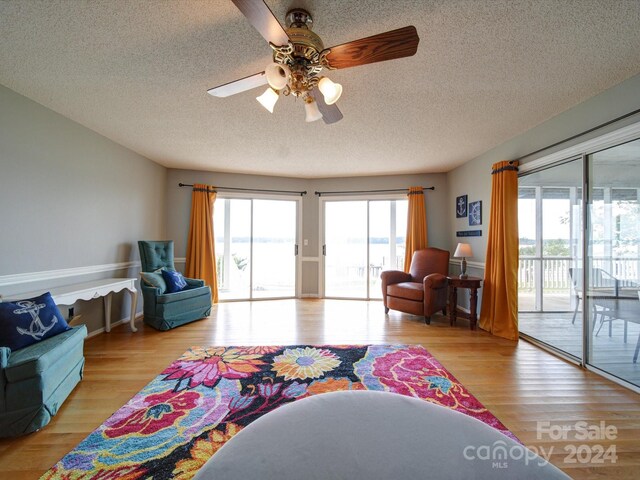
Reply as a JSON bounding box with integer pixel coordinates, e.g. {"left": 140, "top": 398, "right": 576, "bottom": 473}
{"left": 448, "top": 276, "right": 482, "bottom": 330}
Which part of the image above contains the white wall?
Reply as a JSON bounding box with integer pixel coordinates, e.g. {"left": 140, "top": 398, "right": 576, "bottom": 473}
{"left": 0, "top": 85, "right": 167, "bottom": 334}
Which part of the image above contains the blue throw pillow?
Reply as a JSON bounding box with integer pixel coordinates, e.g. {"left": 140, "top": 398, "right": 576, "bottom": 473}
{"left": 161, "top": 269, "right": 188, "bottom": 293}
{"left": 0, "top": 292, "right": 70, "bottom": 351}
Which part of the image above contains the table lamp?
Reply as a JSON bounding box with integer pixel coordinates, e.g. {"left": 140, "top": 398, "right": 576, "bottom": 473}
{"left": 453, "top": 243, "right": 473, "bottom": 279}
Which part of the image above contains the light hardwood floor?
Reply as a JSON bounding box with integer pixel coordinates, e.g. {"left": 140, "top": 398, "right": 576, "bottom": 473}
{"left": 1, "top": 299, "right": 639, "bottom": 479}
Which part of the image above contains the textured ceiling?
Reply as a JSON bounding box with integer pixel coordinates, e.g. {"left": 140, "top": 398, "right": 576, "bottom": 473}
{"left": 1, "top": 0, "right": 640, "bottom": 178}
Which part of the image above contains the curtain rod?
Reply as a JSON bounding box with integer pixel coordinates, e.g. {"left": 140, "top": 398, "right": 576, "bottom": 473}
{"left": 514, "top": 107, "right": 640, "bottom": 163}
{"left": 178, "top": 183, "right": 307, "bottom": 196}
{"left": 314, "top": 187, "right": 435, "bottom": 197}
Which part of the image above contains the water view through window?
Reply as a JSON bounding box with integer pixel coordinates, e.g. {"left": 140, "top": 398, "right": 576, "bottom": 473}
{"left": 324, "top": 198, "right": 407, "bottom": 299}
{"left": 214, "top": 198, "right": 297, "bottom": 300}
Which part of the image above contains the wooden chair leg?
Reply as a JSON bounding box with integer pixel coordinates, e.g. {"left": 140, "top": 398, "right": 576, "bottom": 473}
{"left": 424, "top": 316, "right": 431, "bottom": 325}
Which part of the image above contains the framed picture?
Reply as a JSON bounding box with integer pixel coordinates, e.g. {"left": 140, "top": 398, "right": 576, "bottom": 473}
{"left": 456, "top": 195, "right": 467, "bottom": 218}
{"left": 469, "top": 200, "right": 482, "bottom": 226}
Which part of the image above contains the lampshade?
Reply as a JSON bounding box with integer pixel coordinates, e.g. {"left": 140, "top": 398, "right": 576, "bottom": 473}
{"left": 304, "top": 98, "right": 323, "bottom": 122}
{"left": 256, "top": 87, "right": 279, "bottom": 113}
{"left": 453, "top": 243, "right": 473, "bottom": 258}
{"left": 265, "top": 63, "right": 291, "bottom": 90}
{"left": 318, "top": 77, "right": 343, "bottom": 105}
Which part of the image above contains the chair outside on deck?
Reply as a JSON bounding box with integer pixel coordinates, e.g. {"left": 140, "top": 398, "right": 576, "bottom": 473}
{"left": 381, "top": 248, "right": 450, "bottom": 324}
{"left": 138, "top": 241, "right": 212, "bottom": 330}
{"left": 569, "top": 267, "right": 622, "bottom": 324}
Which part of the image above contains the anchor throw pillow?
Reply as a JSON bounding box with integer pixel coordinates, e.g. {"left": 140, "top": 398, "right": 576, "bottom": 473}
{"left": 0, "top": 292, "right": 70, "bottom": 351}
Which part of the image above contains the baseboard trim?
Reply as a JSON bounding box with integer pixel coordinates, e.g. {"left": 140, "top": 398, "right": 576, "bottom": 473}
{"left": 86, "top": 312, "right": 144, "bottom": 338}
{"left": 0, "top": 261, "right": 141, "bottom": 288}
{"left": 301, "top": 293, "right": 320, "bottom": 298}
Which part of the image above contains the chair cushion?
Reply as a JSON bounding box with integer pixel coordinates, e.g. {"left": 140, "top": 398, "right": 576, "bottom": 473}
{"left": 4, "top": 325, "right": 87, "bottom": 383}
{"left": 156, "top": 285, "right": 211, "bottom": 304}
{"left": 0, "top": 292, "right": 70, "bottom": 351}
{"left": 140, "top": 271, "right": 167, "bottom": 293}
{"left": 387, "top": 282, "right": 424, "bottom": 302}
{"left": 162, "top": 269, "right": 188, "bottom": 293}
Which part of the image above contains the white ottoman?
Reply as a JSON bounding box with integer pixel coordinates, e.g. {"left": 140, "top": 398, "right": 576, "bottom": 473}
{"left": 195, "top": 391, "right": 569, "bottom": 479}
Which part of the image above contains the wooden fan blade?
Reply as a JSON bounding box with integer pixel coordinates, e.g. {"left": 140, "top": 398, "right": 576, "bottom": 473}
{"left": 313, "top": 92, "right": 343, "bottom": 125}
{"left": 232, "top": 0, "right": 290, "bottom": 46}
{"left": 207, "top": 72, "right": 267, "bottom": 98}
{"left": 324, "top": 26, "right": 419, "bottom": 70}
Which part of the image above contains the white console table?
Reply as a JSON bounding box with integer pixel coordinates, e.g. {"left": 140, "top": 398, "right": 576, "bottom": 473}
{"left": 4, "top": 278, "right": 139, "bottom": 333}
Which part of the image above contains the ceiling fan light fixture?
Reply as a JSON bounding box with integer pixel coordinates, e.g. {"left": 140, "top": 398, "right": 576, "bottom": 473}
{"left": 265, "top": 62, "right": 291, "bottom": 90}
{"left": 256, "top": 87, "right": 279, "bottom": 113}
{"left": 318, "top": 77, "right": 342, "bottom": 105}
{"left": 304, "top": 97, "right": 323, "bottom": 122}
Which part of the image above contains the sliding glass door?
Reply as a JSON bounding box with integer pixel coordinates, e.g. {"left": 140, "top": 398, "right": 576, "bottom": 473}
{"left": 518, "top": 134, "right": 640, "bottom": 389}
{"left": 252, "top": 199, "right": 297, "bottom": 298}
{"left": 323, "top": 197, "right": 407, "bottom": 299}
{"left": 324, "top": 201, "right": 368, "bottom": 298}
{"left": 518, "top": 158, "right": 584, "bottom": 359}
{"left": 214, "top": 197, "right": 298, "bottom": 300}
{"left": 586, "top": 139, "right": 640, "bottom": 387}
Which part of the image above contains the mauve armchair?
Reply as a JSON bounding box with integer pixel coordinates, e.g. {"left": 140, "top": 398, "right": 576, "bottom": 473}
{"left": 381, "top": 248, "right": 450, "bottom": 324}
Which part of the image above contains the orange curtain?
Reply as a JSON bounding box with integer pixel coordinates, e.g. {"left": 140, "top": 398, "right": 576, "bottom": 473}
{"left": 479, "top": 161, "right": 519, "bottom": 340}
{"left": 403, "top": 186, "right": 428, "bottom": 272}
{"left": 185, "top": 184, "right": 218, "bottom": 303}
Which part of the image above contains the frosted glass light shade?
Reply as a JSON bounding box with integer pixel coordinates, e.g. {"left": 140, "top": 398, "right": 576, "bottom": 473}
{"left": 256, "top": 87, "right": 279, "bottom": 113}
{"left": 265, "top": 63, "right": 291, "bottom": 90}
{"left": 453, "top": 243, "right": 473, "bottom": 258}
{"left": 304, "top": 99, "right": 323, "bottom": 122}
{"left": 318, "top": 77, "right": 343, "bottom": 105}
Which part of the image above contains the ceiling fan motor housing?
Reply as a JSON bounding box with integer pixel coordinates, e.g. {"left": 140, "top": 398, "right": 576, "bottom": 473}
{"left": 284, "top": 9, "right": 324, "bottom": 64}
{"left": 271, "top": 9, "right": 326, "bottom": 97}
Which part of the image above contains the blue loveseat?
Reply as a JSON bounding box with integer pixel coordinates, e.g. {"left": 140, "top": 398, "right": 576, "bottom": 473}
{"left": 138, "top": 241, "right": 212, "bottom": 330}
{"left": 0, "top": 324, "right": 87, "bottom": 437}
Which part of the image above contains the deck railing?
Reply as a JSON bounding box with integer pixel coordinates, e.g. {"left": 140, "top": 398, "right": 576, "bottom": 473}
{"left": 518, "top": 256, "right": 639, "bottom": 292}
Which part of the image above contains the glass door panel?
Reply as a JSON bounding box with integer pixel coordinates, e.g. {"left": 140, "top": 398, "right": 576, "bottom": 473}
{"left": 252, "top": 199, "right": 296, "bottom": 298}
{"left": 518, "top": 158, "right": 583, "bottom": 359}
{"left": 324, "top": 201, "right": 368, "bottom": 298}
{"left": 369, "top": 200, "right": 407, "bottom": 299}
{"left": 214, "top": 198, "right": 251, "bottom": 300}
{"left": 518, "top": 187, "right": 538, "bottom": 311}
{"left": 542, "top": 187, "right": 573, "bottom": 311}
{"left": 587, "top": 139, "right": 640, "bottom": 388}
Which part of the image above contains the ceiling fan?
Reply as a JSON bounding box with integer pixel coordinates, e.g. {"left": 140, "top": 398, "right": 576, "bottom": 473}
{"left": 207, "top": 0, "right": 420, "bottom": 124}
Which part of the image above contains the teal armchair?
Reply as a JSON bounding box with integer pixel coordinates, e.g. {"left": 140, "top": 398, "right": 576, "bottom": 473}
{"left": 138, "top": 241, "right": 212, "bottom": 330}
{"left": 0, "top": 325, "right": 87, "bottom": 437}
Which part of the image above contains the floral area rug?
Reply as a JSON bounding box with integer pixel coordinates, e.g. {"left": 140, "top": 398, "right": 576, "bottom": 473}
{"left": 43, "top": 344, "right": 516, "bottom": 479}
